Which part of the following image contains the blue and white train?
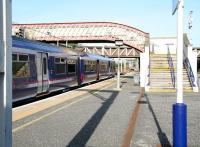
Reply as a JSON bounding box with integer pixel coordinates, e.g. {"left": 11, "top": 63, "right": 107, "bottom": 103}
{"left": 12, "top": 36, "right": 116, "bottom": 102}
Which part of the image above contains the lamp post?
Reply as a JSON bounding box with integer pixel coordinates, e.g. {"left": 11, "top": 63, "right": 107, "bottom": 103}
{"left": 115, "top": 40, "right": 123, "bottom": 90}
{"left": 188, "top": 10, "right": 193, "bottom": 43}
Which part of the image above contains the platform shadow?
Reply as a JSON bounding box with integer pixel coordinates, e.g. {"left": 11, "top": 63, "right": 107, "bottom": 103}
{"left": 66, "top": 90, "right": 119, "bottom": 147}
{"left": 144, "top": 94, "right": 171, "bottom": 147}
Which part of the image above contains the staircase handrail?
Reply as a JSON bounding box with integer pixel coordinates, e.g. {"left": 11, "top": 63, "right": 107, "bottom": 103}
{"left": 184, "top": 57, "right": 196, "bottom": 87}
{"left": 167, "top": 47, "right": 175, "bottom": 88}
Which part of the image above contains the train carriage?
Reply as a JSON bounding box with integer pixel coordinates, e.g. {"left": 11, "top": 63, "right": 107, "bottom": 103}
{"left": 12, "top": 36, "right": 115, "bottom": 102}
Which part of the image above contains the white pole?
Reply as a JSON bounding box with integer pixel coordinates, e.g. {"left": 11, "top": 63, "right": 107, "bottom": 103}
{"left": 117, "top": 47, "right": 120, "bottom": 89}
{"left": 0, "top": 0, "right": 12, "bottom": 146}
{"left": 121, "top": 59, "right": 123, "bottom": 73}
{"left": 177, "top": 0, "right": 184, "bottom": 103}
{"left": 102, "top": 46, "right": 105, "bottom": 56}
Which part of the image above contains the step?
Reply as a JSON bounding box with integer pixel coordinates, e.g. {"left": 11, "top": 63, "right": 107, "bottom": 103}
{"left": 148, "top": 88, "right": 193, "bottom": 93}
{"left": 150, "top": 77, "right": 172, "bottom": 80}
{"left": 150, "top": 53, "right": 176, "bottom": 56}
{"left": 151, "top": 66, "right": 177, "bottom": 69}
{"left": 150, "top": 62, "right": 176, "bottom": 65}
{"left": 150, "top": 70, "right": 188, "bottom": 73}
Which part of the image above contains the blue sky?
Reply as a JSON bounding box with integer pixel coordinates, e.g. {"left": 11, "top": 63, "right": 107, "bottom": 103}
{"left": 13, "top": 0, "right": 200, "bottom": 46}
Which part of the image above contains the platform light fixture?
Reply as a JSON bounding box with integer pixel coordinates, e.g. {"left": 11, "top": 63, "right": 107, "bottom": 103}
{"left": 115, "top": 40, "right": 123, "bottom": 90}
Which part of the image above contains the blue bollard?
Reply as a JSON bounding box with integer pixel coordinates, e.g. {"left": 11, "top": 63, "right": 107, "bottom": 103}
{"left": 173, "top": 103, "right": 187, "bottom": 147}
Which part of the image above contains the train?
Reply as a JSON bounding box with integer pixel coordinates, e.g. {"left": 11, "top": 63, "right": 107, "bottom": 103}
{"left": 12, "top": 36, "right": 116, "bottom": 102}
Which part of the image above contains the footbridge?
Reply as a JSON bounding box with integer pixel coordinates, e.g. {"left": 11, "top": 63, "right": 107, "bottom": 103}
{"left": 12, "top": 22, "right": 149, "bottom": 55}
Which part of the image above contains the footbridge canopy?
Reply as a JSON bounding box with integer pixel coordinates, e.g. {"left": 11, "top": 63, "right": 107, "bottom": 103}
{"left": 12, "top": 22, "right": 149, "bottom": 52}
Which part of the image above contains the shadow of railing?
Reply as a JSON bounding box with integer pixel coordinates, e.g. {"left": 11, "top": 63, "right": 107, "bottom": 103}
{"left": 144, "top": 94, "right": 171, "bottom": 147}
{"left": 66, "top": 90, "right": 119, "bottom": 147}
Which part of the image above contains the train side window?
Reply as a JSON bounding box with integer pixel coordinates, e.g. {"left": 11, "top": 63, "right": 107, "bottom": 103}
{"left": 12, "top": 54, "right": 30, "bottom": 78}
{"left": 55, "top": 58, "right": 60, "bottom": 63}
{"left": 84, "top": 61, "right": 89, "bottom": 72}
{"left": 60, "top": 58, "right": 65, "bottom": 63}
{"left": 55, "top": 57, "right": 66, "bottom": 74}
{"left": 67, "top": 59, "right": 76, "bottom": 74}
{"left": 100, "top": 62, "right": 107, "bottom": 72}
{"left": 90, "top": 61, "right": 96, "bottom": 72}
{"left": 19, "top": 54, "right": 29, "bottom": 61}
{"left": 12, "top": 54, "right": 17, "bottom": 61}
{"left": 68, "top": 64, "right": 76, "bottom": 74}
{"left": 84, "top": 60, "right": 96, "bottom": 72}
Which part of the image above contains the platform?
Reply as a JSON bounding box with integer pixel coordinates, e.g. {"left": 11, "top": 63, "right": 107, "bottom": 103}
{"left": 13, "top": 73, "right": 200, "bottom": 147}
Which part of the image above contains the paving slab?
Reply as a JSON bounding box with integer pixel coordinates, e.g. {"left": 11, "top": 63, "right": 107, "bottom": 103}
{"left": 131, "top": 92, "right": 200, "bottom": 147}
{"left": 13, "top": 73, "right": 141, "bottom": 147}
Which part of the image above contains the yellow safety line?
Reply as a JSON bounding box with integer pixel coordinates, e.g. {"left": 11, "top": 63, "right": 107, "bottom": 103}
{"left": 13, "top": 82, "right": 115, "bottom": 133}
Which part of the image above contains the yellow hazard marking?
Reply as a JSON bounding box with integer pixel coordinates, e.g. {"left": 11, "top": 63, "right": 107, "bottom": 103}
{"left": 13, "top": 82, "right": 115, "bottom": 133}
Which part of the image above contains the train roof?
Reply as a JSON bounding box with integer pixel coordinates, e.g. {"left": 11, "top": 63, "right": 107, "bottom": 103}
{"left": 80, "top": 52, "right": 114, "bottom": 61}
{"left": 12, "top": 36, "right": 63, "bottom": 53}
{"left": 12, "top": 37, "right": 113, "bottom": 61}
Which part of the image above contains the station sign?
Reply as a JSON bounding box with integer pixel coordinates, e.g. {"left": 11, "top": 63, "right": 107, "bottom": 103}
{"left": 172, "top": 0, "right": 180, "bottom": 15}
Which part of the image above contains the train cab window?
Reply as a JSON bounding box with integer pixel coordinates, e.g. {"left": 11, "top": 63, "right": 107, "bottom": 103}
{"left": 12, "top": 54, "right": 30, "bottom": 78}
{"left": 55, "top": 57, "right": 66, "bottom": 74}
{"left": 67, "top": 60, "right": 76, "bottom": 74}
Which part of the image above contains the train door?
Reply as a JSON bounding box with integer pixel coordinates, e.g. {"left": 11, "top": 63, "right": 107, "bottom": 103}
{"left": 37, "top": 53, "right": 49, "bottom": 94}
{"left": 96, "top": 60, "right": 100, "bottom": 80}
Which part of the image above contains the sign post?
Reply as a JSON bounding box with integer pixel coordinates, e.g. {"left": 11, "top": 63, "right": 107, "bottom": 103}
{"left": 172, "top": 0, "right": 187, "bottom": 147}
{"left": 0, "top": 0, "right": 12, "bottom": 146}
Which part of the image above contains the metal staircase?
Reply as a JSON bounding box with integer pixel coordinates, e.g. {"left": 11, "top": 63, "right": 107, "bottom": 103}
{"left": 149, "top": 53, "right": 193, "bottom": 92}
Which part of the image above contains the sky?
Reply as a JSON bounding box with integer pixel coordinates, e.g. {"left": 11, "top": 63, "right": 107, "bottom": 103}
{"left": 12, "top": 0, "right": 200, "bottom": 47}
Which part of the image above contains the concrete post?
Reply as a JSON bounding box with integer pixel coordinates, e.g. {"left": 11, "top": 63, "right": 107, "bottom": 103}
{"left": 117, "top": 47, "right": 121, "bottom": 90}
{"left": 102, "top": 46, "right": 105, "bottom": 56}
{"left": 140, "top": 46, "right": 149, "bottom": 90}
{"left": 0, "top": 0, "right": 12, "bottom": 146}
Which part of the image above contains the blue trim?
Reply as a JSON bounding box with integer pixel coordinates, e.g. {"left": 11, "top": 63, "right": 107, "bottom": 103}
{"left": 173, "top": 103, "right": 187, "bottom": 147}
{"left": 12, "top": 36, "right": 62, "bottom": 53}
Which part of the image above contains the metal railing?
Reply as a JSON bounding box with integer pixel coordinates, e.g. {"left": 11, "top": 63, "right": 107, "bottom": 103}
{"left": 147, "top": 46, "right": 151, "bottom": 86}
{"left": 184, "top": 57, "right": 196, "bottom": 87}
{"left": 167, "top": 47, "right": 176, "bottom": 88}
